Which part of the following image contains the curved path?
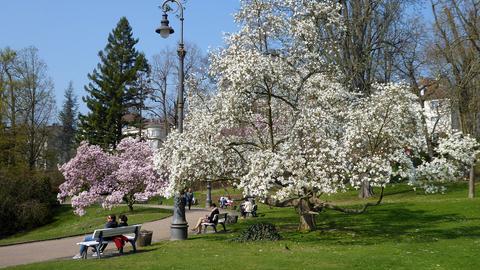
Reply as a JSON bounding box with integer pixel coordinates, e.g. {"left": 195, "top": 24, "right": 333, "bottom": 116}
{"left": 0, "top": 206, "right": 211, "bottom": 269}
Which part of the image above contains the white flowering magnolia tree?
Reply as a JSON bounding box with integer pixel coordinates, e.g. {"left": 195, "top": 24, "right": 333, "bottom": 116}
{"left": 58, "top": 137, "right": 165, "bottom": 215}
{"left": 154, "top": 0, "right": 479, "bottom": 231}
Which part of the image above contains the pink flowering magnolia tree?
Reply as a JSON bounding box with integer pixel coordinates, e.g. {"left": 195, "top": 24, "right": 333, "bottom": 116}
{"left": 58, "top": 137, "right": 165, "bottom": 215}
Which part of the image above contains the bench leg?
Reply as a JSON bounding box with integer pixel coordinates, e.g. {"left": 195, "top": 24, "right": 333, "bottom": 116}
{"left": 127, "top": 239, "right": 136, "bottom": 253}
{"left": 222, "top": 223, "right": 226, "bottom": 232}
{"left": 81, "top": 248, "right": 88, "bottom": 259}
{"left": 213, "top": 225, "right": 217, "bottom": 233}
{"left": 95, "top": 245, "right": 101, "bottom": 259}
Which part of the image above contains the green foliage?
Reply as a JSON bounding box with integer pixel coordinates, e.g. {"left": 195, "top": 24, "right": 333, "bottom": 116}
{"left": 234, "top": 222, "right": 281, "bottom": 242}
{"left": 78, "top": 17, "right": 149, "bottom": 150}
{"left": 58, "top": 81, "right": 78, "bottom": 163}
{"left": 0, "top": 169, "right": 58, "bottom": 238}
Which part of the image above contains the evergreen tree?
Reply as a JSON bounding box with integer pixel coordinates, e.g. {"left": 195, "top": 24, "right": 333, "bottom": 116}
{"left": 59, "top": 81, "right": 78, "bottom": 163}
{"left": 78, "top": 17, "right": 149, "bottom": 150}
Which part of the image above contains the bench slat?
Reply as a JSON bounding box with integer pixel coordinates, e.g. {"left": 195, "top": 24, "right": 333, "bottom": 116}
{"left": 91, "top": 225, "right": 141, "bottom": 238}
{"left": 77, "top": 241, "right": 99, "bottom": 246}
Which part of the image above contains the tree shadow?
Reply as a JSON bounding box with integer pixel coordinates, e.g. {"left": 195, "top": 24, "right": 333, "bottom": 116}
{"left": 282, "top": 203, "right": 480, "bottom": 245}
{"left": 189, "top": 199, "right": 480, "bottom": 246}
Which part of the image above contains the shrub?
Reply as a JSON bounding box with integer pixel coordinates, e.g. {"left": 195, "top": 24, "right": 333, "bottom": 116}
{"left": 0, "top": 169, "right": 58, "bottom": 238}
{"left": 233, "top": 223, "right": 281, "bottom": 242}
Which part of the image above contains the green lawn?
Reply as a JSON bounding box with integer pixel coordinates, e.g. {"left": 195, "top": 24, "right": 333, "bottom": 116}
{"left": 0, "top": 205, "right": 172, "bottom": 246}
{"left": 6, "top": 182, "right": 480, "bottom": 270}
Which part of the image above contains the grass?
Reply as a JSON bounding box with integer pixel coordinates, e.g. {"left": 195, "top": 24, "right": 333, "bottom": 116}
{"left": 6, "top": 182, "right": 480, "bottom": 270}
{"left": 0, "top": 205, "right": 172, "bottom": 246}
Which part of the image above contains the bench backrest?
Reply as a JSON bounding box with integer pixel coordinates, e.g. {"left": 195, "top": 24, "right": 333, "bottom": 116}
{"left": 217, "top": 213, "right": 227, "bottom": 223}
{"left": 211, "top": 214, "right": 219, "bottom": 224}
{"left": 91, "top": 224, "right": 142, "bottom": 239}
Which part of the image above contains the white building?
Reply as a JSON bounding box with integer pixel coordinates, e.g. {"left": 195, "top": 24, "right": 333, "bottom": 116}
{"left": 122, "top": 119, "right": 169, "bottom": 150}
{"left": 420, "top": 80, "right": 455, "bottom": 136}
{"left": 423, "top": 98, "right": 452, "bottom": 135}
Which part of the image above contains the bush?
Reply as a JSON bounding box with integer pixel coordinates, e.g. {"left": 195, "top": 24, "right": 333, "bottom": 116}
{"left": 233, "top": 223, "right": 281, "bottom": 242}
{"left": 0, "top": 169, "right": 58, "bottom": 238}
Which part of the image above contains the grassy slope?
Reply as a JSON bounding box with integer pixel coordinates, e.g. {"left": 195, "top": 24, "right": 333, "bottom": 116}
{"left": 7, "top": 183, "right": 480, "bottom": 270}
{"left": 0, "top": 205, "right": 172, "bottom": 246}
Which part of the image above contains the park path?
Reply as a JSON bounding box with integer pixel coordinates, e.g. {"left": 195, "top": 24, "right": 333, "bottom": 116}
{"left": 0, "top": 206, "right": 210, "bottom": 269}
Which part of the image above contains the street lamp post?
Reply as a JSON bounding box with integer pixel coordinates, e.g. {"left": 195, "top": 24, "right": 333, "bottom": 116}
{"left": 156, "top": 0, "right": 188, "bottom": 241}
{"left": 206, "top": 181, "right": 212, "bottom": 208}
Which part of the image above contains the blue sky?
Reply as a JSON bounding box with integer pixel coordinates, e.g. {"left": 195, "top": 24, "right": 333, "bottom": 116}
{"left": 0, "top": 0, "right": 433, "bottom": 116}
{"left": 0, "top": 0, "right": 240, "bottom": 115}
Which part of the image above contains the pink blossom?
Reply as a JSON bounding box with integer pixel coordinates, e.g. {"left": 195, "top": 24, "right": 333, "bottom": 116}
{"left": 58, "top": 138, "right": 167, "bottom": 215}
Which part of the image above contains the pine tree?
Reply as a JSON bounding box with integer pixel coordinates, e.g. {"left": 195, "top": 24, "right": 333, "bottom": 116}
{"left": 59, "top": 81, "right": 78, "bottom": 163}
{"left": 78, "top": 17, "right": 149, "bottom": 150}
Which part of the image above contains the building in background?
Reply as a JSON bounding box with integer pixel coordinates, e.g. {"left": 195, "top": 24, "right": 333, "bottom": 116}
{"left": 420, "top": 79, "right": 456, "bottom": 137}
{"left": 122, "top": 117, "right": 168, "bottom": 150}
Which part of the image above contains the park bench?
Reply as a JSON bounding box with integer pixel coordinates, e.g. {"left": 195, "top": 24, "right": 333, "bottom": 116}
{"left": 76, "top": 224, "right": 142, "bottom": 259}
{"left": 202, "top": 213, "right": 227, "bottom": 233}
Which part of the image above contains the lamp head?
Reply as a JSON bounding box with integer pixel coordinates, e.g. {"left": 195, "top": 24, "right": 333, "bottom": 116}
{"left": 155, "top": 13, "right": 174, "bottom": 38}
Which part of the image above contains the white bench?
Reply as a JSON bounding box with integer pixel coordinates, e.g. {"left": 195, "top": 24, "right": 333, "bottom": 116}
{"left": 201, "top": 213, "right": 227, "bottom": 233}
{"left": 76, "top": 224, "right": 142, "bottom": 259}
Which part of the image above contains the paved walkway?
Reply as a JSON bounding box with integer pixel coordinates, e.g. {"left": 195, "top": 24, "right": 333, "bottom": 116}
{"left": 0, "top": 207, "right": 210, "bottom": 269}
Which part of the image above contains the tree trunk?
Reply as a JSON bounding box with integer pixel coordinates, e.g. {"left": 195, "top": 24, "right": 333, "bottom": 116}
{"left": 359, "top": 180, "right": 374, "bottom": 199}
{"left": 295, "top": 198, "right": 316, "bottom": 231}
{"left": 469, "top": 164, "right": 475, "bottom": 199}
{"left": 125, "top": 196, "right": 134, "bottom": 212}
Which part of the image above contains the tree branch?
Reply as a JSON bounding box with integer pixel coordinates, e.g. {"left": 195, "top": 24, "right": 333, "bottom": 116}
{"left": 316, "top": 187, "right": 385, "bottom": 214}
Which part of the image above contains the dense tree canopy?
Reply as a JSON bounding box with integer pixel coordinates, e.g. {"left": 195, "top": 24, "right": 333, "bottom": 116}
{"left": 153, "top": 0, "right": 479, "bottom": 231}
{"left": 78, "top": 17, "right": 149, "bottom": 150}
{"left": 58, "top": 138, "right": 165, "bottom": 215}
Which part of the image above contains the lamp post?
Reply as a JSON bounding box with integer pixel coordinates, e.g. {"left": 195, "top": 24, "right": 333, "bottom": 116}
{"left": 156, "top": 0, "right": 187, "bottom": 240}
{"left": 206, "top": 181, "right": 212, "bottom": 208}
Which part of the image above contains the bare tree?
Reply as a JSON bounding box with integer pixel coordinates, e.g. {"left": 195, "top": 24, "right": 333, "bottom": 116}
{"left": 149, "top": 42, "right": 209, "bottom": 138}
{"left": 335, "top": 0, "right": 416, "bottom": 94}
{"left": 14, "top": 47, "right": 56, "bottom": 170}
{"left": 150, "top": 48, "right": 175, "bottom": 138}
{"left": 430, "top": 0, "right": 480, "bottom": 198}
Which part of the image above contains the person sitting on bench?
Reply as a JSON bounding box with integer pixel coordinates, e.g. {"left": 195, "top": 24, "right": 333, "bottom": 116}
{"left": 73, "top": 214, "right": 117, "bottom": 259}
{"left": 240, "top": 199, "right": 253, "bottom": 218}
{"left": 109, "top": 214, "right": 130, "bottom": 253}
{"left": 191, "top": 203, "right": 219, "bottom": 234}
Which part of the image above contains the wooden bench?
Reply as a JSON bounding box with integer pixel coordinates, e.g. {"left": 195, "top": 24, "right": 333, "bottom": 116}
{"left": 76, "top": 224, "right": 142, "bottom": 259}
{"left": 201, "top": 213, "right": 227, "bottom": 233}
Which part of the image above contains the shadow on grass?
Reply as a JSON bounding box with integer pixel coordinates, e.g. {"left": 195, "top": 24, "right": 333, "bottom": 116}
{"left": 72, "top": 247, "right": 159, "bottom": 261}
{"left": 294, "top": 203, "right": 480, "bottom": 245}
{"left": 196, "top": 201, "right": 480, "bottom": 246}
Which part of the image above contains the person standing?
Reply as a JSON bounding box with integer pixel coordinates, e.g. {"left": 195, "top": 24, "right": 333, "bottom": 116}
{"left": 185, "top": 188, "right": 194, "bottom": 210}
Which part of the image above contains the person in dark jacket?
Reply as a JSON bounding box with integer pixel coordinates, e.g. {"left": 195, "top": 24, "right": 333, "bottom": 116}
{"left": 118, "top": 214, "right": 128, "bottom": 227}
{"left": 99, "top": 214, "right": 130, "bottom": 253}
{"left": 185, "top": 188, "right": 194, "bottom": 210}
{"left": 73, "top": 215, "right": 118, "bottom": 259}
{"left": 191, "top": 204, "right": 219, "bottom": 234}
